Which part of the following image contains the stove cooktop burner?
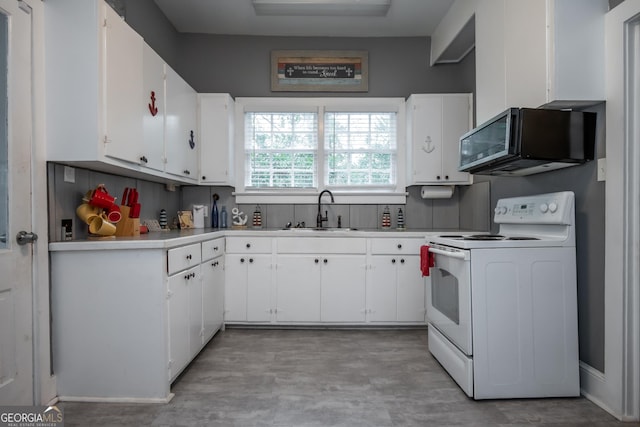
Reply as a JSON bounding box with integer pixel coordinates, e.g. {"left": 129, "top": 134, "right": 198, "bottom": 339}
{"left": 437, "top": 234, "right": 541, "bottom": 241}
{"left": 464, "top": 234, "right": 504, "bottom": 240}
{"left": 506, "top": 236, "right": 540, "bottom": 241}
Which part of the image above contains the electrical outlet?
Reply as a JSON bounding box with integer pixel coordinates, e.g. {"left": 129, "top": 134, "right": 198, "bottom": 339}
{"left": 63, "top": 166, "right": 75, "bottom": 183}
{"left": 61, "top": 219, "right": 73, "bottom": 241}
{"left": 597, "top": 158, "right": 606, "bottom": 182}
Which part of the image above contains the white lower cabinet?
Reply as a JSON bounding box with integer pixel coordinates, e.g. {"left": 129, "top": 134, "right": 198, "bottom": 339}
{"left": 275, "top": 254, "right": 367, "bottom": 323}
{"left": 168, "top": 265, "right": 200, "bottom": 380}
{"left": 201, "top": 257, "right": 224, "bottom": 342}
{"left": 223, "top": 235, "right": 426, "bottom": 326}
{"left": 224, "top": 238, "right": 274, "bottom": 322}
{"left": 49, "top": 234, "right": 226, "bottom": 402}
{"left": 368, "top": 238, "right": 427, "bottom": 324}
{"left": 275, "top": 256, "right": 322, "bottom": 322}
{"left": 201, "top": 238, "right": 225, "bottom": 341}
{"left": 320, "top": 255, "right": 367, "bottom": 322}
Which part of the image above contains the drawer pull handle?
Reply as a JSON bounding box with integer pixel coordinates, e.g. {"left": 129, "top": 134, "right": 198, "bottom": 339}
{"left": 213, "top": 246, "right": 219, "bottom": 251}
{"left": 400, "top": 259, "right": 405, "bottom": 264}
{"left": 249, "top": 258, "right": 254, "bottom": 263}
{"left": 186, "top": 254, "right": 192, "bottom": 260}
{"left": 391, "top": 259, "right": 396, "bottom": 264}
{"left": 323, "top": 259, "right": 328, "bottom": 264}
{"left": 397, "top": 244, "right": 402, "bottom": 249}
{"left": 246, "top": 243, "right": 251, "bottom": 248}
{"left": 315, "top": 259, "right": 319, "bottom": 264}
{"left": 240, "top": 258, "right": 245, "bottom": 263}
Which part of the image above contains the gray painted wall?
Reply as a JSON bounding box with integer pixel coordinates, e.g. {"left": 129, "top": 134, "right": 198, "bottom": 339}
{"left": 173, "top": 35, "right": 475, "bottom": 97}
{"left": 96, "top": 0, "right": 606, "bottom": 371}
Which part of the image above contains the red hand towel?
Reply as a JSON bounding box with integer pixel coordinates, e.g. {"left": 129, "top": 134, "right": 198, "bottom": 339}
{"left": 420, "top": 245, "right": 434, "bottom": 277}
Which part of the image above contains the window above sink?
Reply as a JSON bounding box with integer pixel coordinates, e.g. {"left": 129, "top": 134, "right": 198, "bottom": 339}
{"left": 234, "top": 97, "right": 407, "bottom": 205}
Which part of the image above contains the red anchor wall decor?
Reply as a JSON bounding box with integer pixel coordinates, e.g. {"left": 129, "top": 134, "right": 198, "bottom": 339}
{"left": 148, "top": 91, "right": 158, "bottom": 116}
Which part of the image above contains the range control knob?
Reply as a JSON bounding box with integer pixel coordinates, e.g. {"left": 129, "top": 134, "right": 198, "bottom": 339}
{"left": 548, "top": 202, "right": 558, "bottom": 213}
{"left": 495, "top": 206, "right": 507, "bottom": 215}
{"left": 540, "top": 203, "right": 549, "bottom": 213}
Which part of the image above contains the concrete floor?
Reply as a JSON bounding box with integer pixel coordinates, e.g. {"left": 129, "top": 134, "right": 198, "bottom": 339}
{"left": 59, "top": 328, "right": 635, "bottom": 426}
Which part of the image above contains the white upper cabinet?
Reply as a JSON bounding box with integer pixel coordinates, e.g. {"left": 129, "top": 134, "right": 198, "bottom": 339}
{"left": 406, "top": 94, "right": 472, "bottom": 185}
{"left": 475, "top": 0, "right": 607, "bottom": 123}
{"left": 102, "top": 4, "right": 144, "bottom": 165}
{"left": 142, "top": 44, "right": 166, "bottom": 172}
{"left": 198, "top": 94, "right": 235, "bottom": 184}
{"left": 44, "top": 0, "right": 199, "bottom": 184}
{"left": 45, "top": 1, "right": 143, "bottom": 167}
{"left": 164, "top": 66, "right": 198, "bottom": 181}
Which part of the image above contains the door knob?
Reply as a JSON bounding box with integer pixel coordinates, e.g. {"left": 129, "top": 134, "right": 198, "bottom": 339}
{"left": 16, "top": 231, "right": 38, "bottom": 245}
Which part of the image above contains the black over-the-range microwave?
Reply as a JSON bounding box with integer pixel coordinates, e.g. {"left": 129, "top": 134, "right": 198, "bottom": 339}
{"left": 458, "top": 108, "right": 596, "bottom": 176}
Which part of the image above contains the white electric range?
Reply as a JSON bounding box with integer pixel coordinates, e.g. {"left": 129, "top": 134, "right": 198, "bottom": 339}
{"left": 425, "top": 191, "right": 580, "bottom": 399}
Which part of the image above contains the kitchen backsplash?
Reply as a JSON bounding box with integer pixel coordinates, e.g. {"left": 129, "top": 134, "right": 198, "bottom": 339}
{"left": 47, "top": 162, "right": 489, "bottom": 241}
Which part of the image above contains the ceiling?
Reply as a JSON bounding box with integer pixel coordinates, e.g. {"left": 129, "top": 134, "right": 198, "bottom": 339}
{"left": 153, "top": 0, "right": 455, "bottom": 38}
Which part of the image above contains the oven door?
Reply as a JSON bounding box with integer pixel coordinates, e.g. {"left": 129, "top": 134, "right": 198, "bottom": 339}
{"left": 426, "top": 244, "right": 472, "bottom": 356}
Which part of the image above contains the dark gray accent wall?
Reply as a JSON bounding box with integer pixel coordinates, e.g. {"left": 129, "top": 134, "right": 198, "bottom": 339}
{"left": 472, "top": 102, "right": 606, "bottom": 371}
{"left": 122, "top": 0, "right": 181, "bottom": 69}
{"left": 173, "top": 35, "right": 475, "bottom": 97}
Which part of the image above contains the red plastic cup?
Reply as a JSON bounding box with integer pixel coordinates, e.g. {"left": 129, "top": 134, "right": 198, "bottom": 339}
{"left": 89, "top": 187, "right": 115, "bottom": 209}
{"left": 105, "top": 203, "right": 122, "bottom": 223}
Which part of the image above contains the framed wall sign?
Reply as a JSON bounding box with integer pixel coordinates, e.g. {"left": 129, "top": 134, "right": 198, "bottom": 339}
{"left": 271, "top": 50, "right": 369, "bottom": 92}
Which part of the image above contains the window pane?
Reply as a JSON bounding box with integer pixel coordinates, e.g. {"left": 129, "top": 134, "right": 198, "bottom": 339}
{"left": 325, "top": 111, "right": 397, "bottom": 187}
{"left": 245, "top": 112, "right": 318, "bottom": 188}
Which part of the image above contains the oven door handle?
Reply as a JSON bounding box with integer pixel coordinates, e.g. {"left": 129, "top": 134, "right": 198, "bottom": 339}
{"left": 428, "top": 247, "right": 469, "bottom": 260}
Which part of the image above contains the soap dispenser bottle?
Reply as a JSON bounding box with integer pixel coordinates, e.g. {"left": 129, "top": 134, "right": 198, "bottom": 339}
{"left": 220, "top": 206, "right": 228, "bottom": 229}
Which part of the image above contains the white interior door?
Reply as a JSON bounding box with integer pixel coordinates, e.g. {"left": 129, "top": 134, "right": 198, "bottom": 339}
{"left": 604, "top": 0, "right": 640, "bottom": 421}
{"left": 0, "top": 0, "right": 34, "bottom": 405}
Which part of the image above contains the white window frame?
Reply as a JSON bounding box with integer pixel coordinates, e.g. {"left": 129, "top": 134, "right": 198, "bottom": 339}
{"left": 234, "top": 97, "right": 406, "bottom": 204}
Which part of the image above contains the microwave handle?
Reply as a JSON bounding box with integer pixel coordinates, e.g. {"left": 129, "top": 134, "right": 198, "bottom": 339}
{"left": 428, "top": 247, "right": 468, "bottom": 260}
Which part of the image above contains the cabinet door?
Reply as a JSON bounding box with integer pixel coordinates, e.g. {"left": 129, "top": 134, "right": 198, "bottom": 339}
{"left": 396, "top": 256, "right": 426, "bottom": 323}
{"left": 142, "top": 44, "right": 166, "bottom": 172}
{"left": 188, "top": 267, "right": 203, "bottom": 358}
{"left": 321, "top": 255, "right": 366, "bottom": 322}
{"left": 202, "top": 257, "right": 224, "bottom": 342}
{"left": 102, "top": 3, "right": 144, "bottom": 165}
{"left": 409, "top": 96, "right": 443, "bottom": 183}
{"left": 199, "top": 94, "right": 234, "bottom": 184}
{"left": 368, "top": 256, "right": 398, "bottom": 322}
{"left": 167, "top": 268, "right": 191, "bottom": 380}
{"left": 224, "top": 254, "right": 248, "bottom": 322}
{"left": 441, "top": 95, "right": 471, "bottom": 183}
{"left": 246, "top": 254, "right": 273, "bottom": 322}
{"left": 276, "top": 255, "right": 321, "bottom": 322}
{"left": 165, "top": 66, "right": 198, "bottom": 180}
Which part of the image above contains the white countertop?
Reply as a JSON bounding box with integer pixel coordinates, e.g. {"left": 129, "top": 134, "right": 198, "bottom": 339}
{"left": 49, "top": 228, "right": 477, "bottom": 252}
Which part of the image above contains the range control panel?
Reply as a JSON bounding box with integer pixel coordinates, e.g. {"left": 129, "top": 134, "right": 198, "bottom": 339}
{"left": 494, "top": 191, "right": 575, "bottom": 225}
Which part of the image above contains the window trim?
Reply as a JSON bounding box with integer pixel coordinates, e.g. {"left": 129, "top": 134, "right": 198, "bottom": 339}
{"left": 234, "top": 97, "right": 406, "bottom": 205}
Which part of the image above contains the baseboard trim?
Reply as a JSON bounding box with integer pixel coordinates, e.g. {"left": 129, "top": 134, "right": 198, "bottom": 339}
{"left": 579, "top": 361, "right": 621, "bottom": 420}
{"left": 57, "top": 393, "right": 174, "bottom": 404}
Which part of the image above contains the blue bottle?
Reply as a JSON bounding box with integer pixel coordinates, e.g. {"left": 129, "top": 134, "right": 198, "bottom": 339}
{"left": 211, "top": 198, "right": 219, "bottom": 228}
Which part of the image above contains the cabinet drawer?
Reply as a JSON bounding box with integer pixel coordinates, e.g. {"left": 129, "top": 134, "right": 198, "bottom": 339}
{"left": 277, "top": 237, "right": 366, "bottom": 254}
{"left": 226, "top": 237, "right": 272, "bottom": 253}
{"left": 202, "top": 238, "right": 224, "bottom": 261}
{"left": 370, "top": 238, "right": 423, "bottom": 255}
{"left": 167, "top": 243, "right": 201, "bottom": 275}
